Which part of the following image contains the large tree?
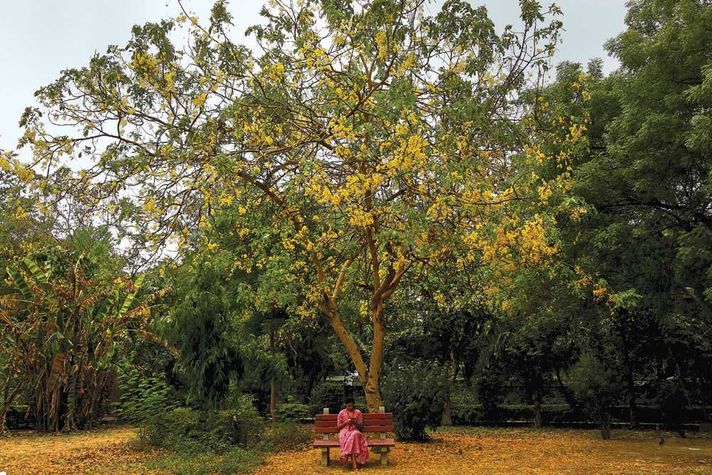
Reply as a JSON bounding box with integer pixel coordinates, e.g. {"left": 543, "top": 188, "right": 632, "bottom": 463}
{"left": 18, "top": 0, "right": 577, "bottom": 410}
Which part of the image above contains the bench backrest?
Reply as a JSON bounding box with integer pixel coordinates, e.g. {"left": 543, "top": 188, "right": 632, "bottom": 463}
{"left": 315, "top": 413, "right": 394, "bottom": 434}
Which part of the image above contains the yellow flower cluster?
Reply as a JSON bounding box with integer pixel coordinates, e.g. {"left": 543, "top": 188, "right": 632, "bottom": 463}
{"left": 347, "top": 208, "right": 374, "bottom": 227}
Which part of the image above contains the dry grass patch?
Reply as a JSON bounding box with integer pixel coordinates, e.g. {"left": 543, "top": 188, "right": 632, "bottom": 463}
{"left": 0, "top": 426, "right": 162, "bottom": 474}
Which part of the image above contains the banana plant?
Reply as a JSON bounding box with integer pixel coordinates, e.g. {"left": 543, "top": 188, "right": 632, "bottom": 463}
{"left": 0, "top": 245, "right": 159, "bottom": 431}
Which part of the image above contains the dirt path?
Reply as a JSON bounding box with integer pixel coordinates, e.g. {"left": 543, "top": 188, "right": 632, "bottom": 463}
{"left": 254, "top": 428, "right": 712, "bottom": 475}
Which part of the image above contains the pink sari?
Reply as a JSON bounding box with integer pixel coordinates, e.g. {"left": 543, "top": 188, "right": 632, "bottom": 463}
{"left": 337, "top": 408, "right": 369, "bottom": 465}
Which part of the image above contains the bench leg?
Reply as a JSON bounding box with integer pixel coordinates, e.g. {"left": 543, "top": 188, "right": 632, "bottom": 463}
{"left": 380, "top": 448, "right": 389, "bottom": 466}
{"left": 321, "top": 447, "right": 330, "bottom": 467}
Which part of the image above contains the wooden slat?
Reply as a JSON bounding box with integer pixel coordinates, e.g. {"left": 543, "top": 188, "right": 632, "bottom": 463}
{"left": 368, "top": 438, "right": 396, "bottom": 446}
{"left": 316, "top": 413, "right": 392, "bottom": 419}
{"left": 363, "top": 427, "right": 394, "bottom": 433}
{"left": 314, "top": 438, "right": 395, "bottom": 447}
{"left": 316, "top": 425, "right": 393, "bottom": 433}
{"left": 315, "top": 426, "right": 340, "bottom": 433}
{"left": 314, "top": 412, "right": 393, "bottom": 435}
{"left": 315, "top": 414, "right": 338, "bottom": 421}
{"left": 313, "top": 439, "right": 340, "bottom": 447}
{"left": 316, "top": 421, "right": 392, "bottom": 428}
{"left": 316, "top": 420, "right": 339, "bottom": 427}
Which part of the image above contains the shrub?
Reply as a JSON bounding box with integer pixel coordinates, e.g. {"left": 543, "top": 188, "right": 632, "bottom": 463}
{"left": 114, "top": 367, "right": 178, "bottom": 424}
{"left": 260, "top": 422, "right": 313, "bottom": 452}
{"left": 569, "top": 354, "right": 623, "bottom": 439}
{"left": 474, "top": 366, "right": 507, "bottom": 422}
{"left": 382, "top": 360, "right": 450, "bottom": 441}
{"left": 310, "top": 380, "right": 344, "bottom": 414}
{"left": 142, "top": 396, "right": 264, "bottom": 453}
{"left": 277, "top": 403, "right": 312, "bottom": 422}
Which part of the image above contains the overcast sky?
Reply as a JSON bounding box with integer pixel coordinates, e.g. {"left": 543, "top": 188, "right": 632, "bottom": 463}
{"left": 0, "top": 0, "right": 628, "bottom": 152}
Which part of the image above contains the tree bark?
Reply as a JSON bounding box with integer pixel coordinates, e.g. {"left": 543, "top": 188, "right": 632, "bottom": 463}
{"left": 555, "top": 367, "right": 577, "bottom": 411}
{"left": 366, "top": 302, "right": 386, "bottom": 412}
{"left": 601, "top": 411, "right": 611, "bottom": 440}
{"left": 269, "top": 328, "right": 277, "bottom": 422}
{"left": 617, "top": 320, "right": 638, "bottom": 429}
{"left": 322, "top": 303, "right": 381, "bottom": 410}
{"left": 441, "top": 397, "right": 453, "bottom": 426}
{"left": 441, "top": 351, "right": 458, "bottom": 426}
{"left": 533, "top": 389, "right": 543, "bottom": 429}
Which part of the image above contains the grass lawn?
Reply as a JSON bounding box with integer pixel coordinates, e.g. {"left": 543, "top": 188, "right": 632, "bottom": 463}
{"left": 1, "top": 425, "right": 711, "bottom": 474}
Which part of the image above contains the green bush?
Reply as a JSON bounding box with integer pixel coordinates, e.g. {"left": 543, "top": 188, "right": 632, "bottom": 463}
{"left": 143, "top": 396, "right": 264, "bottom": 453}
{"left": 569, "top": 354, "right": 623, "bottom": 439}
{"left": 260, "top": 422, "right": 313, "bottom": 452}
{"left": 474, "top": 366, "right": 507, "bottom": 421}
{"left": 310, "top": 380, "right": 344, "bottom": 414}
{"left": 114, "top": 367, "right": 178, "bottom": 424}
{"left": 277, "top": 403, "right": 312, "bottom": 422}
{"left": 382, "top": 360, "right": 450, "bottom": 441}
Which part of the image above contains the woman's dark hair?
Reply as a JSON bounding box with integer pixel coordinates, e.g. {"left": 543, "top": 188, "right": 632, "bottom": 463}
{"left": 345, "top": 397, "right": 355, "bottom": 405}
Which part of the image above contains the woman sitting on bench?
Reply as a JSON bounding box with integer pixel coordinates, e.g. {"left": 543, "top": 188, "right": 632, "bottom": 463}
{"left": 336, "top": 398, "right": 369, "bottom": 470}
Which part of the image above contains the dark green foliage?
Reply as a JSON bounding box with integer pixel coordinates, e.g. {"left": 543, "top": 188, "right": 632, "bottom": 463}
{"left": 259, "top": 422, "right": 313, "bottom": 452}
{"left": 114, "top": 367, "right": 178, "bottom": 424}
{"left": 169, "top": 254, "right": 245, "bottom": 406}
{"left": 473, "top": 369, "right": 508, "bottom": 422}
{"left": 310, "top": 380, "right": 345, "bottom": 414}
{"left": 569, "top": 354, "right": 624, "bottom": 439}
{"left": 382, "top": 361, "right": 450, "bottom": 441}
{"left": 276, "top": 403, "right": 312, "bottom": 422}
{"left": 279, "top": 318, "right": 337, "bottom": 402}
{"left": 143, "top": 397, "right": 264, "bottom": 453}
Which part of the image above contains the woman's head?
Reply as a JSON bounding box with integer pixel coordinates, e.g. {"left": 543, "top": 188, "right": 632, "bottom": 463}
{"left": 345, "top": 397, "right": 355, "bottom": 410}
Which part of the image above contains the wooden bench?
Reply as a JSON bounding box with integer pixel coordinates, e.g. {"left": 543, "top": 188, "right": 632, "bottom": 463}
{"left": 313, "top": 407, "right": 396, "bottom": 466}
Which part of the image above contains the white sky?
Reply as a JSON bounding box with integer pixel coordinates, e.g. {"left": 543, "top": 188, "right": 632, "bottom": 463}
{"left": 0, "top": 0, "right": 628, "bottom": 152}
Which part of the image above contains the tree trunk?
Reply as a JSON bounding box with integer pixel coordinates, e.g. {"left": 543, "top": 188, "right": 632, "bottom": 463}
{"left": 1, "top": 376, "right": 21, "bottom": 433}
{"left": 441, "top": 396, "right": 453, "bottom": 426}
{"left": 441, "top": 351, "right": 458, "bottom": 426}
{"left": 555, "top": 367, "right": 577, "bottom": 411}
{"left": 617, "top": 323, "right": 638, "bottom": 429}
{"left": 270, "top": 379, "right": 277, "bottom": 422}
{"left": 366, "top": 302, "right": 386, "bottom": 413}
{"left": 269, "top": 329, "right": 277, "bottom": 422}
{"left": 627, "top": 389, "right": 638, "bottom": 430}
{"left": 533, "top": 389, "right": 543, "bottom": 429}
{"left": 601, "top": 411, "right": 611, "bottom": 440}
{"left": 322, "top": 305, "right": 383, "bottom": 412}
{"left": 364, "top": 372, "right": 384, "bottom": 412}
{"left": 0, "top": 382, "right": 7, "bottom": 432}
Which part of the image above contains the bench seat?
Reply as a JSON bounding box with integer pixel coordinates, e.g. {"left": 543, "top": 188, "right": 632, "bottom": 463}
{"left": 313, "top": 410, "right": 396, "bottom": 466}
{"left": 312, "top": 438, "right": 396, "bottom": 448}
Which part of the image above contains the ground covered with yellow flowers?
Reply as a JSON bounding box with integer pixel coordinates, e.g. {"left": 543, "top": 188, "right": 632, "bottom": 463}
{"left": 257, "top": 427, "right": 712, "bottom": 475}
{"left": 2, "top": 425, "right": 712, "bottom": 474}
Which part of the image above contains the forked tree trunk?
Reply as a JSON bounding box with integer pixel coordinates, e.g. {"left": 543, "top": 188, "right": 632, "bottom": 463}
{"left": 322, "top": 301, "right": 385, "bottom": 413}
